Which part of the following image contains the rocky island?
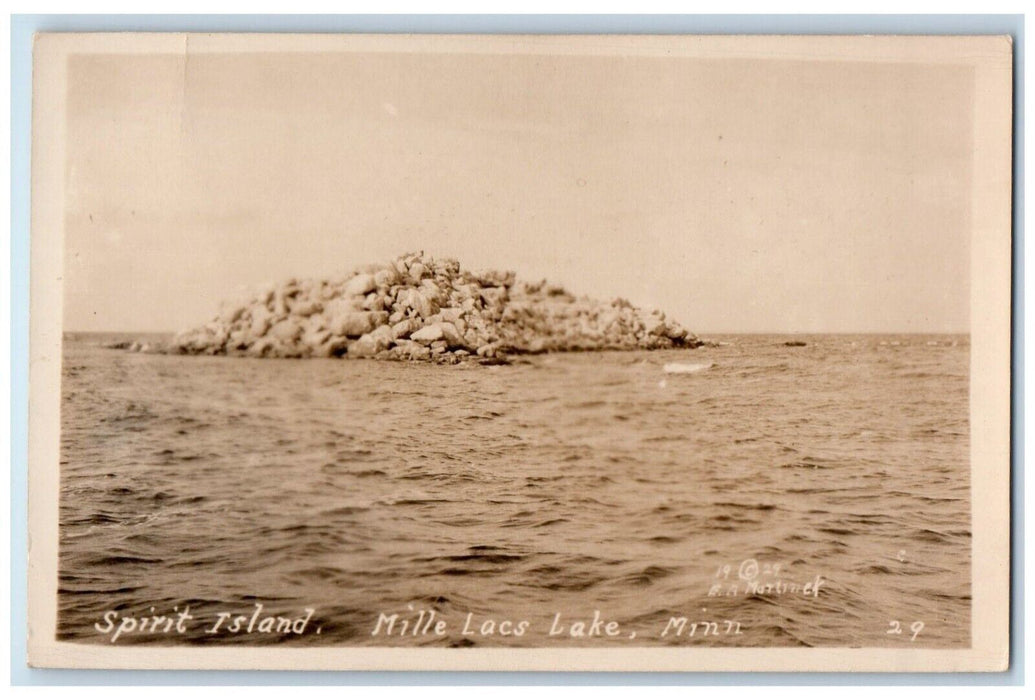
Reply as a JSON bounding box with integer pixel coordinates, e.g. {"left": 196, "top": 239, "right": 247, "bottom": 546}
{"left": 151, "top": 252, "right": 700, "bottom": 364}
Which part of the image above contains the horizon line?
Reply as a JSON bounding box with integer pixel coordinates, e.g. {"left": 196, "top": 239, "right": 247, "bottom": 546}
{"left": 62, "top": 329, "right": 973, "bottom": 337}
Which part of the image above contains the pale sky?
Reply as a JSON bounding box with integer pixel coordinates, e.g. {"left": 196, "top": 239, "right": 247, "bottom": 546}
{"left": 63, "top": 49, "right": 973, "bottom": 333}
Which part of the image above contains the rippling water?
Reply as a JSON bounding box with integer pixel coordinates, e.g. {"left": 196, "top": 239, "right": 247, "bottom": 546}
{"left": 58, "top": 334, "right": 970, "bottom": 648}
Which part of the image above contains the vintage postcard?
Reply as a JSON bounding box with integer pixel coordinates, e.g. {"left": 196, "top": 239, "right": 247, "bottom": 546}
{"left": 28, "top": 33, "right": 1012, "bottom": 672}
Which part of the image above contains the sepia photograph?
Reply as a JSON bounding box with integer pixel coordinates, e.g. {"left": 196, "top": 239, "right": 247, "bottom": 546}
{"left": 27, "top": 32, "right": 1012, "bottom": 672}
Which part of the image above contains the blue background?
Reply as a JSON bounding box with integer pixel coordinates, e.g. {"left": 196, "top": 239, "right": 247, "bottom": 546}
{"left": 9, "top": 13, "right": 1025, "bottom": 686}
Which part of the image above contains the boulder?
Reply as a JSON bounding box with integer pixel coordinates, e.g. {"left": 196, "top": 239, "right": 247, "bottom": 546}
{"left": 323, "top": 296, "right": 366, "bottom": 318}
{"left": 439, "top": 322, "right": 465, "bottom": 347}
{"left": 347, "top": 335, "right": 379, "bottom": 358}
{"left": 250, "top": 313, "right": 271, "bottom": 337}
{"left": 644, "top": 316, "right": 668, "bottom": 337}
{"left": 319, "top": 336, "right": 349, "bottom": 358}
{"left": 409, "top": 262, "right": 426, "bottom": 283}
{"left": 476, "top": 342, "right": 500, "bottom": 358}
{"left": 392, "top": 318, "right": 422, "bottom": 339}
{"left": 289, "top": 298, "right": 322, "bottom": 317}
{"left": 302, "top": 327, "right": 331, "bottom": 349}
{"left": 329, "top": 311, "right": 389, "bottom": 338}
{"left": 374, "top": 268, "right": 399, "bottom": 288}
{"left": 270, "top": 319, "right": 302, "bottom": 342}
{"left": 412, "top": 290, "right": 438, "bottom": 319}
{"left": 349, "top": 327, "right": 394, "bottom": 357}
{"left": 391, "top": 339, "right": 430, "bottom": 361}
{"left": 344, "top": 273, "right": 377, "bottom": 297}
{"left": 665, "top": 324, "right": 690, "bottom": 341}
{"left": 411, "top": 324, "right": 444, "bottom": 344}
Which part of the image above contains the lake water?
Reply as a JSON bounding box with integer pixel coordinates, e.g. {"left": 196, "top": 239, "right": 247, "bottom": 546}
{"left": 57, "top": 334, "right": 970, "bottom": 647}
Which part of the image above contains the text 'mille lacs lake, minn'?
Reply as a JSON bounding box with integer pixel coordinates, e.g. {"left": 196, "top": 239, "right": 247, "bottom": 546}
{"left": 27, "top": 32, "right": 1012, "bottom": 672}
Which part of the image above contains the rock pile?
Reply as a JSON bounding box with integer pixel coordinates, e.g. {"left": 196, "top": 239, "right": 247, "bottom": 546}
{"left": 165, "top": 252, "right": 700, "bottom": 364}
